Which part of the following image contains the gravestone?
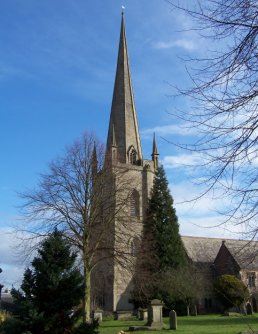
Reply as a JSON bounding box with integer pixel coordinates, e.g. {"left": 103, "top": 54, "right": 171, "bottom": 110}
{"left": 169, "top": 310, "right": 177, "bottom": 330}
{"left": 93, "top": 309, "right": 103, "bottom": 322}
{"left": 138, "top": 308, "right": 148, "bottom": 321}
{"left": 114, "top": 311, "right": 133, "bottom": 320}
{"left": 147, "top": 299, "right": 163, "bottom": 329}
{"left": 246, "top": 303, "right": 253, "bottom": 315}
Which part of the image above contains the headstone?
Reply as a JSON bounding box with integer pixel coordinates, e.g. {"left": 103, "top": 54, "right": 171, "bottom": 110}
{"left": 93, "top": 309, "right": 103, "bottom": 322}
{"left": 147, "top": 299, "right": 163, "bottom": 329}
{"left": 138, "top": 308, "right": 148, "bottom": 321}
{"left": 114, "top": 311, "right": 133, "bottom": 320}
{"left": 246, "top": 303, "right": 253, "bottom": 315}
{"left": 169, "top": 310, "right": 177, "bottom": 330}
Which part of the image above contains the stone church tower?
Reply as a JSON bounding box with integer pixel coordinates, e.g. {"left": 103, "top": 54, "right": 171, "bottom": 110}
{"left": 93, "top": 13, "right": 158, "bottom": 312}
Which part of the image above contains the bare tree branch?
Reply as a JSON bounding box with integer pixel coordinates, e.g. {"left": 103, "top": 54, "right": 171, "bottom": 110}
{"left": 167, "top": 0, "right": 258, "bottom": 234}
{"left": 19, "top": 132, "right": 141, "bottom": 322}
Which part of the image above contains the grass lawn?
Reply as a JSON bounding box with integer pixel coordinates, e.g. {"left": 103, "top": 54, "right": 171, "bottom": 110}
{"left": 99, "top": 314, "right": 258, "bottom": 334}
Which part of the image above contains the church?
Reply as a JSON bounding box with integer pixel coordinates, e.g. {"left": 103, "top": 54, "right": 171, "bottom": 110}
{"left": 92, "top": 13, "right": 258, "bottom": 315}
{"left": 92, "top": 12, "right": 158, "bottom": 312}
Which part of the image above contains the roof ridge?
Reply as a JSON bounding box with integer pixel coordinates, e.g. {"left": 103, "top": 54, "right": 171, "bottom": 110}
{"left": 181, "top": 235, "right": 256, "bottom": 242}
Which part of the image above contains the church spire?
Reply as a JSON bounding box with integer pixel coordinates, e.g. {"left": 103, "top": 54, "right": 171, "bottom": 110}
{"left": 106, "top": 13, "right": 142, "bottom": 165}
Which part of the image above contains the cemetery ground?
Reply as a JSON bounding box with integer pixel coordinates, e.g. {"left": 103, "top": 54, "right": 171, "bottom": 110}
{"left": 99, "top": 314, "right": 258, "bottom": 334}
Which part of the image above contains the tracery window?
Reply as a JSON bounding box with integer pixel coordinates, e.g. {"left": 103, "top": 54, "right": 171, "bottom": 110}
{"left": 130, "top": 149, "right": 137, "bottom": 164}
{"left": 128, "top": 146, "right": 137, "bottom": 165}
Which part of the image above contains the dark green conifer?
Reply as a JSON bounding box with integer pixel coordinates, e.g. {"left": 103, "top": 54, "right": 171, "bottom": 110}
{"left": 148, "top": 165, "right": 186, "bottom": 271}
{"left": 10, "top": 230, "right": 83, "bottom": 334}
{"left": 133, "top": 165, "right": 186, "bottom": 307}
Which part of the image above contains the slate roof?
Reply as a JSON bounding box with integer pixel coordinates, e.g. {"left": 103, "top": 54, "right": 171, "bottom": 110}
{"left": 182, "top": 236, "right": 258, "bottom": 270}
{"left": 182, "top": 236, "right": 223, "bottom": 263}
{"left": 225, "top": 241, "right": 258, "bottom": 270}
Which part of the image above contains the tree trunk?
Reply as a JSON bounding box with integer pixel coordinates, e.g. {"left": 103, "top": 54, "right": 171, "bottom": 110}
{"left": 186, "top": 304, "right": 190, "bottom": 316}
{"left": 83, "top": 265, "right": 91, "bottom": 323}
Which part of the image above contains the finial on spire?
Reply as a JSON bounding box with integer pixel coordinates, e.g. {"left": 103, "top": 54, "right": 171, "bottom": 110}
{"left": 121, "top": 5, "right": 125, "bottom": 15}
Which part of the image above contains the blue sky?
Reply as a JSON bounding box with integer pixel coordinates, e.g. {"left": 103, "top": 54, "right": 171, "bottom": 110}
{"left": 0, "top": 0, "right": 244, "bottom": 288}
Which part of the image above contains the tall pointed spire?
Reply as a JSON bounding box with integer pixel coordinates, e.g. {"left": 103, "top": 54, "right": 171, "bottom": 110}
{"left": 106, "top": 13, "right": 142, "bottom": 165}
{"left": 152, "top": 132, "right": 159, "bottom": 170}
{"left": 92, "top": 141, "right": 98, "bottom": 180}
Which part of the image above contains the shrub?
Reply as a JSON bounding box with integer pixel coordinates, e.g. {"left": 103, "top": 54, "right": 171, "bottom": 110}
{"left": 0, "top": 311, "right": 10, "bottom": 323}
{"left": 214, "top": 274, "right": 250, "bottom": 310}
{"left": 73, "top": 319, "right": 99, "bottom": 334}
{"left": 0, "top": 317, "right": 25, "bottom": 334}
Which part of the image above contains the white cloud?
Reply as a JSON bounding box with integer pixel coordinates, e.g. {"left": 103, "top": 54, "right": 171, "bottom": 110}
{"left": 153, "top": 39, "right": 197, "bottom": 51}
{"left": 141, "top": 124, "right": 197, "bottom": 138}
{"left": 0, "top": 228, "right": 27, "bottom": 288}
{"left": 180, "top": 215, "right": 245, "bottom": 239}
{"left": 170, "top": 179, "right": 226, "bottom": 213}
{"left": 0, "top": 228, "right": 20, "bottom": 265}
{"left": 1, "top": 265, "right": 24, "bottom": 289}
{"left": 167, "top": 175, "right": 251, "bottom": 241}
{"left": 169, "top": 179, "right": 245, "bottom": 238}
{"left": 163, "top": 153, "right": 202, "bottom": 169}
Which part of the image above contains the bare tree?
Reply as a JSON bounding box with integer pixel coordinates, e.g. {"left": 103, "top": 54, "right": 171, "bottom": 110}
{"left": 20, "top": 133, "right": 139, "bottom": 323}
{"left": 167, "top": 0, "right": 258, "bottom": 234}
{"left": 160, "top": 265, "right": 208, "bottom": 315}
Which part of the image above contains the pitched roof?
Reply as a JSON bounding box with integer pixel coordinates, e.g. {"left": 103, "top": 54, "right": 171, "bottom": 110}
{"left": 182, "top": 236, "right": 258, "bottom": 270}
{"left": 223, "top": 241, "right": 258, "bottom": 270}
{"left": 182, "top": 236, "right": 222, "bottom": 263}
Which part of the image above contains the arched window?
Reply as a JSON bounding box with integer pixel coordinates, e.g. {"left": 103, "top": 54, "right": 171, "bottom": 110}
{"left": 128, "top": 146, "right": 138, "bottom": 165}
{"left": 130, "top": 149, "right": 137, "bottom": 164}
{"left": 130, "top": 237, "right": 140, "bottom": 256}
{"left": 130, "top": 189, "right": 140, "bottom": 217}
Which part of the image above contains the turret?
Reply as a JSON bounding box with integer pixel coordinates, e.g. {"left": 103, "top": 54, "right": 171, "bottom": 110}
{"left": 151, "top": 132, "right": 159, "bottom": 171}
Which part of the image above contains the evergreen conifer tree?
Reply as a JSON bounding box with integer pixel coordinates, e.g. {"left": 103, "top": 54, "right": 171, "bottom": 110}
{"left": 148, "top": 165, "right": 186, "bottom": 271}
{"left": 133, "top": 165, "right": 186, "bottom": 306}
{"left": 9, "top": 230, "right": 83, "bottom": 334}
